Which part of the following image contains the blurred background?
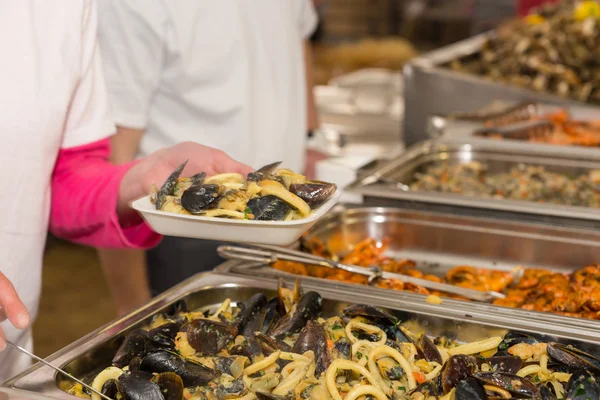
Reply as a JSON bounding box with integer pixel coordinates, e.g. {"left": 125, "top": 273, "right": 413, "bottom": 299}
{"left": 38, "top": 0, "right": 531, "bottom": 357}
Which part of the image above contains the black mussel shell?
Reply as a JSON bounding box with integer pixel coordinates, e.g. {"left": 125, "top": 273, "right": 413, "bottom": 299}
{"left": 540, "top": 384, "right": 558, "bottom": 400}
{"left": 238, "top": 293, "right": 268, "bottom": 336}
{"left": 180, "top": 184, "right": 222, "bottom": 214}
{"left": 154, "top": 372, "right": 184, "bottom": 400}
{"left": 564, "top": 369, "right": 600, "bottom": 400}
{"left": 342, "top": 304, "right": 409, "bottom": 343}
{"left": 247, "top": 162, "right": 282, "bottom": 182}
{"left": 101, "top": 379, "right": 119, "bottom": 398}
{"left": 113, "top": 330, "right": 150, "bottom": 368}
{"left": 474, "top": 372, "right": 539, "bottom": 398}
{"left": 246, "top": 195, "right": 291, "bottom": 221}
{"left": 256, "top": 390, "right": 288, "bottom": 400}
{"left": 129, "top": 357, "right": 143, "bottom": 371}
{"left": 547, "top": 342, "right": 600, "bottom": 374}
{"left": 486, "top": 356, "right": 523, "bottom": 375}
{"left": 441, "top": 355, "right": 481, "bottom": 394}
{"left": 416, "top": 334, "right": 443, "bottom": 365}
{"left": 255, "top": 332, "right": 291, "bottom": 354}
{"left": 140, "top": 350, "right": 215, "bottom": 387}
{"left": 187, "top": 319, "right": 238, "bottom": 356}
{"left": 289, "top": 182, "right": 336, "bottom": 208}
{"left": 148, "top": 322, "right": 181, "bottom": 350}
{"left": 268, "top": 291, "right": 323, "bottom": 340}
{"left": 166, "top": 300, "right": 188, "bottom": 315}
{"left": 498, "top": 332, "right": 540, "bottom": 352}
{"left": 230, "top": 343, "right": 255, "bottom": 359}
{"left": 261, "top": 298, "right": 281, "bottom": 334}
{"left": 410, "top": 381, "right": 439, "bottom": 398}
{"left": 189, "top": 172, "right": 206, "bottom": 186}
{"left": 213, "top": 357, "right": 235, "bottom": 375}
{"left": 216, "top": 378, "right": 245, "bottom": 398}
{"left": 292, "top": 320, "right": 331, "bottom": 376}
{"left": 456, "top": 377, "right": 487, "bottom": 400}
{"left": 117, "top": 372, "right": 164, "bottom": 400}
{"left": 156, "top": 161, "right": 188, "bottom": 210}
{"left": 333, "top": 338, "right": 351, "bottom": 359}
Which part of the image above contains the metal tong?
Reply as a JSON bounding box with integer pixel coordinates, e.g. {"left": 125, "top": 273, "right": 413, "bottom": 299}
{"left": 217, "top": 244, "right": 506, "bottom": 302}
{"left": 474, "top": 119, "right": 555, "bottom": 141}
{"left": 5, "top": 340, "right": 113, "bottom": 400}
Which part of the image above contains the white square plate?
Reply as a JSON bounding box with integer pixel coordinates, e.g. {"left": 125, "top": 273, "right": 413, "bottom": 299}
{"left": 131, "top": 191, "right": 341, "bottom": 246}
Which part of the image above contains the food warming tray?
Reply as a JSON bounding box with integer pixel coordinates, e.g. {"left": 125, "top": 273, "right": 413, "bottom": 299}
{"left": 223, "top": 205, "right": 600, "bottom": 329}
{"left": 403, "top": 33, "right": 600, "bottom": 147}
{"left": 345, "top": 139, "right": 600, "bottom": 229}
{"left": 6, "top": 268, "right": 600, "bottom": 399}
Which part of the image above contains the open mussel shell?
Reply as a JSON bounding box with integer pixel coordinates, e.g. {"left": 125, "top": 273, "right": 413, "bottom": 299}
{"left": 156, "top": 160, "right": 188, "bottom": 210}
{"left": 291, "top": 320, "right": 331, "bottom": 376}
{"left": 187, "top": 319, "right": 238, "bottom": 355}
{"left": 416, "top": 334, "right": 443, "bottom": 365}
{"left": 441, "top": 355, "right": 481, "bottom": 394}
{"left": 100, "top": 379, "right": 118, "bottom": 398}
{"left": 180, "top": 183, "right": 222, "bottom": 214}
{"left": 473, "top": 372, "right": 539, "bottom": 398}
{"left": 112, "top": 330, "right": 150, "bottom": 368}
{"left": 117, "top": 372, "right": 164, "bottom": 400}
{"left": 497, "top": 332, "right": 541, "bottom": 352}
{"left": 237, "top": 293, "right": 268, "bottom": 335}
{"left": 255, "top": 390, "right": 288, "bottom": 400}
{"left": 247, "top": 161, "right": 283, "bottom": 182}
{"left": 147, "top": 322, "right": 181, "bottom": 350}
{"left": 485, "top": 356, "right": 522, "bottom": 375}
{"left": 216, "top": 378, "right": 245, "bottom": 398}
{"left": 154, "top": 372, "right": 184, "bottom": 400}
{"left": 540, "top": 384, "right": 558, "bottom": 400}
{"left": 456, "top": 377, "right": 487, "bottom": 400}
{"left": 268, "top": 291, "right": 323, "bottom": 340}
{"left": 564, "top": 369, "right": 600, "bottom": 400}
{"left": 547, "top": 342, "right": 600, "bottom": 374}
{"left": 246, "top": 195, "right": 291, "bottom": 221}
{"left": 342, "top": 304, "right": 410, "bottom": 343}
{"left": 140, "top": 350, "right": 215, "bottom": 387}
{"left": 289, "top": 182, "right": 336, "bottom": 208}
{"left": 409, "top": 380, "right": 439, "bottom": 398}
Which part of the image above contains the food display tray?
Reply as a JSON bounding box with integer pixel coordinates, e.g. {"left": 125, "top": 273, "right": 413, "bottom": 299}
{"left": 345, "top": 139, "right": 600, "bottom": 229}
{"left": 403, "top": 33, "right": 600, "bottom": 147}
{"left": 222, "top": 205, "right": 600, "bottom": 329}
{"left": 5, "top": 267, "right": 600, "bottom": 399}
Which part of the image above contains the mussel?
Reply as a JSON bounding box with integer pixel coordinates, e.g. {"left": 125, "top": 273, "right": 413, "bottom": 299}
{"left": 113, "top": 330, "right": 150, "bottom": 368}
{"left": 547, "top": 342, "right": 600, "bottom": 374}
{"left": 247, "top": 162, "right": 283, "bottom": 183}
{"left": 485, "top": 355, "right": 522, "bottom": 374}
{"left": 455, "top": 377, "right": 487, "bottom": 400}
{"left": 140, "top": 350, "right": 215, "bottom": 387}
{"left": 268, "top": 291, "right": 323, "bottom": 340}
{"left": 117, "top": 372, "right": 164, "bottom": 400}
{"left": 255, "top": 391, "right": 288, "bottom": 400}
{"left": 155, "top": 160, "right": 188, "bottom": 210}
{"left": 289, "top": 182, "right": 337, "bottom": 208}
{"left": 246, "top": 195, "right": 292, "bottom": 221}
{"left": 180, "top": 183, "right": 222, "bottom": 214}
{"left": 564, "top": 369, "right": 600, "bottom": 400}
{"left": 147, "top": 322, "right": 181, "bottom": 350}
{"left": 291, "top": 320, "right": 331, "bottom": 376}
{"left": 415, "top": 334, "right": 443, "bottom": 365}
{"left": 216, "top": 377, "right": 246, "bottom": 398}
{"left": 342, "top": 304, "right": 410, "bottom": 343}
{"left": 154, "top": 372, "right": 184, "bottom": 400}
{"left": 441, "top": 355, "right": 480, "bottom": 393}
{"left": 100, "top": 379, "right": 119, "bottom": 398}
{"left": 186, "top": 319, "right": 238, "bottom": 356}
{"left": 540, "top": 384, "right": 558, "bottom": 400}
{"left": 237, "top": 293, "right": 268, "bottom": 335}
{"left": 474, "top": 372, "right": 539, "bottom": 398}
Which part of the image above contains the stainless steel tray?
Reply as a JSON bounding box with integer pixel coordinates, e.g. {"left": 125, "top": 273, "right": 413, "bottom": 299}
{"left": 223, "top": 205, "right": 600, "bottom": 329}
{"left": 346, "top": 139, "right": 600, "bottom": 227}
{"left": 403, "top": 33, "right": 600, "bottom": 147}
{"left": 6, "top": 266, "right": 600, "bottom": 399}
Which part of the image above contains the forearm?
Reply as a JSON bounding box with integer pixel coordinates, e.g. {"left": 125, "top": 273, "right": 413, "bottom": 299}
{"left": 304, "top": 40, "right": 319, "bottom": 131}
{"left": 110, "top": 126, "right": 145, "bottom": 164}
{"left": 49, "top": 138, "right": 161, "bottom": 249}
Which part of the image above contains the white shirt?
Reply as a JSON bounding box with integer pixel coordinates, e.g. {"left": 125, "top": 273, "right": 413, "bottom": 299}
{"left": 97, "top": 0, "right": 317, "bottom": 172}
{"left": 0, "top": 1, "right": 114, "bottom": 381}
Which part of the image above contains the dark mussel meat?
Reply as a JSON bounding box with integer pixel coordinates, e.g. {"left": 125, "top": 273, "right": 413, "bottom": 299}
{"left": 186, "top": 319, "right": 238, "bottom": 356}
{"left": 455, "top": 377, "right": 487, "bottom": 400}
{"left": 564, "top": 369, "right": 600, "bottom": 400}
{"left": 415, "top": 334, "right": 443, "bottom": 365}
{"left": 237, "top": 293, "right": 268, "bottom": 335}
{"left": 140, "top": 350, "right": 215, "bottom": 387}
{"left": 292, "top": 320, "right": 331, "bottom": 376}
{"left": 540, "top": 384, "right": 558, "bottom": 400}
{"left": 289, "top": 182, "right": 337, "bottom": 208}
{"left": 486, "top": 356, "right": 522, "bottom": 374}
{"left": 342, "top": 304, "right": 409, "bottom": 343}
{"left": 441, "top": 355, "right": 480, "bottom": 394}
{"left": 216, "top": 378, "right": 246, "bottom": 398}
{"left": 180, "top": 183, "right": 222, "bottom": 214}
{"left": 547, "top": 342, "right": 600, "bottom": 374}
{"left": 117, "top": 372, "right": 164, "bottom": 400}
{"left": 268, "top": 291, "right": 323, "bottom": 340}
{"left": 113, "top": 329, "right": 150, "bottom": 368}
{"left": 474, "top": 372, "right": 539, "bottom": 398}
{"left": 154, "top": 372, "right": 184, "bottom": 400}
{"left": 246, "top": 195, "right": 292, "bottom": 221}
{"left": 247, "top": 161, "right": 282, "bottom": 182}
{"left": 155, "top": 160, "right": 188, "bottom": 210}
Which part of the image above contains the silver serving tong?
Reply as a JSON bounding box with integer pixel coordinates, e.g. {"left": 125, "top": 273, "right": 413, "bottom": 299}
{"left": 5, "top": 340, "right": 113, "bottom": 400}
{"left": 474, "top": 119, "right": 555, "bottom": 141}
{"left": 217, "top": 244, "right": 506, "bottom": 302}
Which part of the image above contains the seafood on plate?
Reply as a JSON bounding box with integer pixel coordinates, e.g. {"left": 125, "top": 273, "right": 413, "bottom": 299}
{"left": 410, "top": 161, "right": 600, "bottom": 208}
{"left": 75, "top": 280, "right": 600, "bottom": 400}
{"left": 450, "top": 0, "right": 600, "bottom": 104}
{"left": 150, "top": 161, "right": 337, "bottom": 221}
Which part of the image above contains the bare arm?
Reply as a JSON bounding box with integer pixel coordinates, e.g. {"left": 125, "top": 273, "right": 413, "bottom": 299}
{"left": 304, "top": 40, "right": 319, "bottom": 132}
{"left": 99, "top": 126, "right": 151, "bottom": 316}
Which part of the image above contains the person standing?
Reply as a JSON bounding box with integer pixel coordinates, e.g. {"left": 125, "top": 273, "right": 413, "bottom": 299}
{"left": 96, "top": 0, "right": 322, "bottom": 314}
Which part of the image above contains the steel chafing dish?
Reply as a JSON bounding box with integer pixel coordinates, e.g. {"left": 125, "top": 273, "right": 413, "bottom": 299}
{"left": 346, "top": 139, "right": 600, "bottom": 229}
{"left": 5, "top": 267, "right": 600, "bottom": 399}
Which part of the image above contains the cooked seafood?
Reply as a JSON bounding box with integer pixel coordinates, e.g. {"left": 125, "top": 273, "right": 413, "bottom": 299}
{"left": 274, "top": 237, "right": 600, "bottom": 320}
{"left": 75, "top": 281, "right": 600, "bottom": 399}
{"left": 410, "top": 161, "right": 600, "bottom": 208}
{"left": 450, "top": 0, "right": 600, "bottom": 104}
{"left": 150, "top": 161, "right": 336, "bottom": 221}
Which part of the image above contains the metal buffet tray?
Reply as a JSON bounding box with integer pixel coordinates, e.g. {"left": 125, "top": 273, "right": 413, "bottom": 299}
{"left": 223, "top": 205, "right": 600, "bottom": 329}
{"left": 6, "top": 267, "right": 600, "bottom": 399}
{"left": 403, "top": 33, "right": 600, "bottom": 147}
{"left": 345, "top": 139, "right": 600, "bottom": 229}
